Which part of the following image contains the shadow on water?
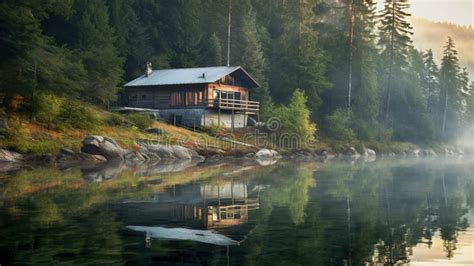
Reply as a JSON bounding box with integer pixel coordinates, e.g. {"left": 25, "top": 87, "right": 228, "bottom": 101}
{"left": 0, "top": 157, "right": 473, "bottom": 265}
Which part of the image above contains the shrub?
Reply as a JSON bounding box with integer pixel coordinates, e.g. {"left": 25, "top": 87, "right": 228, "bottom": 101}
{"left": 325, "top": 109, "right": 355, "bottom": 142}
{"left": 34, "top": 93, "right": 63, "bottom": 128}
{"left": 4, "top": 117, "right": 29, "bottom": 142}
{"left": 106, "top": 113, "right": 126, "bottom": 126}
{"left": 127, "top": 113, "right": 155, "bottom": 130}
{"left": 206, "top": 122, "right": 224, "bottom": 136}
{"left": 271, "top": 89, "right": 316, "bottom": 144}
{"left": 57, "top": 102, "right": 101, "bottom": 130}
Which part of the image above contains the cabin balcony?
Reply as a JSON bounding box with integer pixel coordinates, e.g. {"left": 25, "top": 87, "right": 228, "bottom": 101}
{"left": 210, "top": 97, "right": 260, "bottom": 114}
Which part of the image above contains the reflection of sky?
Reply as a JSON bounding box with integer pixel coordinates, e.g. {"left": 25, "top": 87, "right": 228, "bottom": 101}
{"left": 376, "top": 0, "right": 474, "bottom": 27}
{"left": 410, "top": 211, "right": 474, "bottom": 265}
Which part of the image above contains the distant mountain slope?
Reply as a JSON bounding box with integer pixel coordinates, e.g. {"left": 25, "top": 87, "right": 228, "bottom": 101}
{"left": 410, "top": 17, "right": 474, "bottom": 78}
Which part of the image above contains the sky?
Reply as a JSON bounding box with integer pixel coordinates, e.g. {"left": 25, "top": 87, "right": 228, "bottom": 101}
{"left": 377, "top": 0, "right": 474, "bottom": 27}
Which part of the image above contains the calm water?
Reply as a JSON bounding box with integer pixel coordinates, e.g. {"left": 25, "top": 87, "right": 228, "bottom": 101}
{"left": 0, "top": 158, "right": 473, "bottom": 265}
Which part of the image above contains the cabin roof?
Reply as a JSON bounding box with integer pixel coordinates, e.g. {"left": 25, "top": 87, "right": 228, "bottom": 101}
{"left": 123, "top": 66, "right": 260, "bottom": 88}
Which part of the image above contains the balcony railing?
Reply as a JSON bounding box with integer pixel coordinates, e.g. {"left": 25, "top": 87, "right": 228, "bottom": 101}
{"left": 215, "top": 97, "right": 260, "bottom": 113}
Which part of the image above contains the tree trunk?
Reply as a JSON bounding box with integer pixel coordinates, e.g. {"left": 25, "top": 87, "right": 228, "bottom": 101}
{"left": 441, "top": 90, "right": 448, "bottom": 137}
{"left": 347, "top": 0, "right": 355, "bottom": 112}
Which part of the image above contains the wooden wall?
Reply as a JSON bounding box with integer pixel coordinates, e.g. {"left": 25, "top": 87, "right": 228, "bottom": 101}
{"left": 125, "top": 83, "right": 249, "bottom": 109}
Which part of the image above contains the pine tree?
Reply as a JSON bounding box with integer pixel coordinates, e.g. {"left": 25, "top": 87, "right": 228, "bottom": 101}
{"left": 73, "top": 0, "right": 123, "bottom": 107}
{"left": 348, "top": 0, "right": 380, "bottom": 139}
{"left": 378, "top": 0, "right": 413, "bottom": 121}
{"left": 269, "top": 0, "right": 331, "bottom": 121}
{"left": 231, "top": 0, "right": 273, "bottom": 117}
{"left": 422, "top": 49, "right": 439, "bottom": 112}
{"left": 200, "top": 33, "right": 223, "bottom": 66}
{"left": 458, "top": 68, "right": 471, "bottom": 127}
{"left": 161, "top": 0, "right": 203, "bottom": 68}
{"left": 466, "top": 82, "right": 474, "bottom": 125}
{"left": 439, "top": 37, "right": 462, "bottom": 139}
{"left": 0, "top": 0, "right": 84, "bottom": 110}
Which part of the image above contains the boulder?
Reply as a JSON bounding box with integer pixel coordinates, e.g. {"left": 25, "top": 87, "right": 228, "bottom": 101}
{"left": 411, "top": 149, "right": 421, "bottom": 157}
{"left": 0, "top": 149, "right": 22, "bottom": 162}
{"left": 255, "top": 148, "right": 281, "bottom": 159}
{"left": 320, "top": 151, "right": 335, "bottom": 160}
{"left": 139, "top": 142, "right": 204, "bottom": 161}
{"left": 422, "top": 149, "right": 437, "bottom": 157}
{"left": 346, "top": 147, "right": 360, "bottom": 159}
{"left": 366, "top": 148, "right": 376, "bottom": 157}
{"left": 56, "top": 148, "right": 107, "bottom": 163}
{"left": 81, "top": 136, "right": 129, "bottom": 160}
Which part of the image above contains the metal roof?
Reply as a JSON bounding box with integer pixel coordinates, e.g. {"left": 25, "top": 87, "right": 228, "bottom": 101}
{"left": 123, "top": 66, "right": 259, "bottom": 87}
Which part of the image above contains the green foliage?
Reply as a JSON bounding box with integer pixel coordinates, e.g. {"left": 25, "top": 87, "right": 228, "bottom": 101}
{"left": 34, "top": 93, "right": 63, "bottom": 127}
{"left": 272, "top": 89, "right": 316, "bottom": 144}
{"left": 5, "top": 140, "right": 62, "bottom": 154}
{"left": 57, "top": 102, "right": 101, "bottom": 130}
{"left": 105, "top": 113, "right": 126, "bottom": 127}
{"left": 4, "top": 117, "right": 29, "bottom": 142}
{"left": 325, "top": 109, "right": 355, "bottom": 142}
{"left": 205, "top": 122, "right": 224, "bottom": 136}
{"left": 127, "top": 113, "right": 154, "bottom": 130}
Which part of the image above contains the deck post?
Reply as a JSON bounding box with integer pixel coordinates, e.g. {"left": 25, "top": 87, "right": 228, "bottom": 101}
{"left": 244, "top": 111, "right": 247, "bottom": 127}
{"left": 231, "top": 99, "right": 235, "bottom": 131}
{"left": 218, "top": 96, "right": 221, "bottom": 126}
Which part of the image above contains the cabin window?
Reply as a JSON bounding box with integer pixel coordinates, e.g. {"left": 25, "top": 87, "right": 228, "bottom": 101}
{"left": 196, "top": 91, "right": 203, "bottom": 104}
{"left": 172, "top": 91, "right": 203, "bottom": 106}
{"left": 186, "top": 91, "right": 195, "bottom": 105}
{"left": 214, "top": 90, "right": 241, "bottom": 101}
{"left": 171, "top": 92, "right": 185, "bottom": 106}
{"left": 234, "top": 92, "right": 241, "bottom": 101}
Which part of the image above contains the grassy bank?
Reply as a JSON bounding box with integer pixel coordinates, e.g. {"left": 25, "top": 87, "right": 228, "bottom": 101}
{"left": 0, "top": 103, "right": 453, "bottom": 157}
{"left": 0, "top": 105, "right": 231, "bottom": 155}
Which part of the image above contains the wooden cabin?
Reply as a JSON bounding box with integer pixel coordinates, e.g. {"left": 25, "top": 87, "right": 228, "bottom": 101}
{"left": 122, "top": 64, "right": 260, "bottom": 128}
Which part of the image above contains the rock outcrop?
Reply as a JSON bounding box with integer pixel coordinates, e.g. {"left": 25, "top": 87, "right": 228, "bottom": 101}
{"left": 138, "top": 142, "right": 204, "bottom": 161}
{"left": 57, "top": 136, "right": 204, "bottom": 164}
{"left": 255, "top": 148, "right": 281, "bottom": 159}
{"left": 81, "top": 136, "right": 130, "bottom": 160}
{"left": 56, "top": 148, "right": 107, "bottom": 163}
{"left": 0, "top": 149, "right": 22, "bottom": 162}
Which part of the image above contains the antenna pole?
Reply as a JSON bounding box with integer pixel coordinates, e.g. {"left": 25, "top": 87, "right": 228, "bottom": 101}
{"left": 227, "top": 0, "right": 232, "bottom": 66}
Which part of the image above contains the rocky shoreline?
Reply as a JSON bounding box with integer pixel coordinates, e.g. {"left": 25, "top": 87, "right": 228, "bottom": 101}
{"left": 0, "top": 135, "right": 470, "bottom": 173}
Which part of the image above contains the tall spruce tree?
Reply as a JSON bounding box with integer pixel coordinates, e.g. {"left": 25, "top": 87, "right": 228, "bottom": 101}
{"left": 0, "top": 0, "right": 84, "bottom": 111}
{"left": 73, "top": 0, "right": 123, "bottom": 107}
{"left": 161, "top": 0, "right": 203, "bottom": 68}
{"left": 200, "top": 33, "right": 223, "bottom": 67}
{"left": 422, "top": 49, "right": 439, "bottom": 113}
{"left": 316, "top": 0, "right": 380, "bottom": 139}
{"left": 378, "top": 0, "right": 413, "bottom": 121}
{"left": 439, "top": 37, "right": 462, "bottom": 139}
{"left": 348, "top": 0, "right": 381, "bottom": 139}
{"left": 458, "top": 68, "right": 471, "bottom": 127}
{"left": 466, "top": 82, "right": 474, "bottom": 125}
{"left": 269, "top": 0, "right": 331, "bottom": 121}
{"left": 230, "top": 0, "right": 272, "bottom": 117}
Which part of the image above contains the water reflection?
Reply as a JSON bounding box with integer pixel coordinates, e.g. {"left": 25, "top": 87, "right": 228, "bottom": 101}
{"left": 119, "top": 179, "right": 262, "bottom": 246}
{"left": 0, "top": 158, "right": 473, "bottom": 265}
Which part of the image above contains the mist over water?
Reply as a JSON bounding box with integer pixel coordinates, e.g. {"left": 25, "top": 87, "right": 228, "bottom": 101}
{"left": 456, "top": 125, "right": 474, "bottom": 151}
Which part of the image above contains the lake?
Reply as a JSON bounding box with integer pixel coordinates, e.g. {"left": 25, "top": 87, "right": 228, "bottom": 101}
{"left": 0, "top": 158, "right": 473, "bottom": 265}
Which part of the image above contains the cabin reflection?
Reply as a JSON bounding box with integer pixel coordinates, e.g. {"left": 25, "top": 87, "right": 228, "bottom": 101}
{"left": 118, "top": 180, "right": 261, "bottom": 237}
